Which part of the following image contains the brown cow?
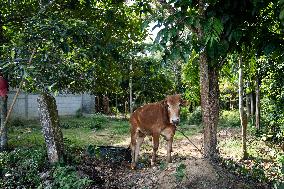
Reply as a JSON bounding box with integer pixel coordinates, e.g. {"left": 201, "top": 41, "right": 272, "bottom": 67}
{"left": 130, "top": 94, "right": 186, "bottom": 169}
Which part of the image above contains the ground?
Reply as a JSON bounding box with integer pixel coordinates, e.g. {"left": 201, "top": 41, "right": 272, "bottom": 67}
{"left": 7, "top": 115, "right": 280, "bottom": 188}
{"left": 75, "top": 126, "right": 270, "bottom": 189}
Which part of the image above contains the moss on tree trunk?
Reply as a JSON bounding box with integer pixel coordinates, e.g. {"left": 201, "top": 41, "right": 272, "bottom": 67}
{"left": 37, "top": 93, "right": 64, "bottom": 163}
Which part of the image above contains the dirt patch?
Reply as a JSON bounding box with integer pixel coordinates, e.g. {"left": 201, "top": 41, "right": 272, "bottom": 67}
{"left": 75, "top": 129, "right": 271, "bottom": 189}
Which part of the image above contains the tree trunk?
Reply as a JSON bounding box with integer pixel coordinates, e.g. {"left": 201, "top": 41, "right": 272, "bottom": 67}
{"left": 255, "top": 77, "right": 260, "bottom": 129}
{"left": 0, "top": 11, "right": 6, "bottom": 44}
{"left": 124, "top": 101, "right": 128, "bottom": 119}
{"left": 246, "top": 93, "right": 251, "bottom": 120}
{"left": 37, "top": 93, "right": 64, "bottom": 163}
{"left": 197, "top": 0, "right": 219, "bottom": 160}
{"left": 103, "top": 95, "right": 110, "bottom": 114}
{"left": 239, "top": 57, "right": 248, "bottom": 159}
{"left": 129, "top": 62, "right": 133, "bottom": 114}
{"left": 115, "top": 93, "right": 118, "bottom": 116}
{"left": 199, "top": 52, "right": 219, "bottom": 159}
{"left": 250, "top": 92, "right": 254, "bottom": 116}
{"left": 0, "top": 96, "right": 8, "bottom": 151}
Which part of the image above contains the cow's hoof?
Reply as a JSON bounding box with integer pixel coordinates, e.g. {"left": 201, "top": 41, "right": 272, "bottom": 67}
{"left": 167, "top": 158, "right": 172, "bottom": 163}
{"left": 131, "top": 163, "right": 136, "bottom": 170}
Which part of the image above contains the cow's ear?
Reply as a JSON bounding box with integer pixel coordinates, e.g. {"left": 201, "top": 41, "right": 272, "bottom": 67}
{"left": 181, "top": 99, "right": 189, "bottom": 106}
{"left": 162, "top": 99, "right": 168, "bottom": 107}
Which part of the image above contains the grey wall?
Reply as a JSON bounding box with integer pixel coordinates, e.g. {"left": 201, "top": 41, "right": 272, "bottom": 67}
{"left": 7, "top": 90, "right": 95, "bottom": 119}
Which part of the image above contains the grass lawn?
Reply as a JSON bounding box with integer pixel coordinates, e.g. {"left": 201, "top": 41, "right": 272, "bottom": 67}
{"left": 5, "top": 112, "right": 283, "bottom": 187}
{"left": 8, "top": 114, "right": 202, "bottom": 149}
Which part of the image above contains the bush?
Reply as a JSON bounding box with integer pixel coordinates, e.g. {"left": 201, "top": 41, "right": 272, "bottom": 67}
{"left": 187, "top": 106, "right": 202, "bottom": 125}
{"left": 60, "top": 114, "right": 109, "bottom": 130}
{"left": 0, "top": 146, "right": 48, "bottom": 188}
{"left": 259, "top": 123, "right": 283, "bottom": 145}
{"left": 75, "top": 108, "right": 83, "bottom": 118}
{"left": 180, "top": 107, "right": 189, "bottom": 122}
{"left": 219, "top": 110, "right": 240, "bottom": 128}
{"left": 51, "top": 165, "right": 92, "bottom": 189}
{"left": 9, "top": 118, "right": 25, "bottom": 127}
{"left": 89, "top": 114, "right": 109, "bottom": 130}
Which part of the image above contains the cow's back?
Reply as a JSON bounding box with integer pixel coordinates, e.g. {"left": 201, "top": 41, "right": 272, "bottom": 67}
{"left": 130, "top": 102, "right": 166, "bottom": 134}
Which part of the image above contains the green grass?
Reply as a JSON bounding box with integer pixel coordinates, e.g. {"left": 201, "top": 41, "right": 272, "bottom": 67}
{"left": 219, "top": 110, "right": 241, "bottom": 128}
{"left": 8, "top": 115, "right": 201, "bottom": 148}
{"left": 8, "top": 115, "right": 131, "bottom": 148}
{"left": 175, "top": 122, "right": 202, "bottom": 140}
{"left": 219, "top": 137, "right": 243, "bottom": 159}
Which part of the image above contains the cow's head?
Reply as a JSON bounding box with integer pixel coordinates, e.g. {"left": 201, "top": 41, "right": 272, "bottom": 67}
{"left": 164, "top": 94, "right": 188, "bottom": 125}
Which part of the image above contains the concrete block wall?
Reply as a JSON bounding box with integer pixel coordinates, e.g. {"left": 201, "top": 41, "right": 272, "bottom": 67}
{"left": 7, "top": 90, "right": 95, "bottom": 119}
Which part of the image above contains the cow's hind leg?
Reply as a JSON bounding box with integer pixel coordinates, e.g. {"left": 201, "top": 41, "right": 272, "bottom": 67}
{"left": 151, "top": 133, "right": 160, "bottom": 166}
{"left": 130, "top": 130, "right": 137, "bottom": 169}
{"left": 134, "top": 131, "right": 145, "bottom": 168}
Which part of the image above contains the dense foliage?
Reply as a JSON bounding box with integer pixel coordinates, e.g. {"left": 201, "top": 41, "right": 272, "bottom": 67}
{"left": 0, "top": 0, "right": 283, "bottom": 188}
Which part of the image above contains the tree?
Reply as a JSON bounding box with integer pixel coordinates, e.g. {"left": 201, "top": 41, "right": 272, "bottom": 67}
{"left": 145, "top": 0, "right": 277, "bottom": 159}
{"left": 238, "top": 55, "right": 248, "bottom": 159}
{"left": 0, "top": 0, "right": 145, "bottom": 162}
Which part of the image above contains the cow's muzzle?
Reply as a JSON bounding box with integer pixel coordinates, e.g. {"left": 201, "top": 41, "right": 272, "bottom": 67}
{"left": 172, "top": 119, "right": 180, "bottom": 125}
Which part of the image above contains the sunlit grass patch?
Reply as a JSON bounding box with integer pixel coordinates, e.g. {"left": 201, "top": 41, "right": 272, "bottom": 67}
{"left": 175, "top": 123, "right": 202, "bottom": 140}
{"left": 219, "top": 110, "right": 240, "bottom": 128}
{"left": 8, "top": 115, "right": 131, "bottom": 148}
{"left": 218, "top": 129, "right": 284, "bottom": 186}
{"left": 9, "top": 127, "right": 44, "bottom": 148}
{"left": 219, "top": 137, "right": 243, "bottom": 159}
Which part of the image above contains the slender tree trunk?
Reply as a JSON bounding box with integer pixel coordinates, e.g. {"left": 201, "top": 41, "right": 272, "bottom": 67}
{"left": 255, "top": 77, "right": 260, "bottom": 129}
{"left": 37, "top": 93, "right": 64, "bottom": 163}
{"left": 124, "top": 101, "right": 128, "bottom": 119}
{"left": 0, "top": 11, "right": 6, "bottom": 44}
{"left": 239, "top": 57, "right": 248, "bottom": 159}
{"left": 246, "top": 93, "right": 251, "bottom": 120}
{"left": 115, "top": 93, "right": 118, "bottom": 116}
{"left": 229, "top": 96, "right": 233, "bottom": 110}
{"left": 0, "top": 96, "right": 8, "bottom": 151}
{"left": 129, "top": 62, "right": 133, "bottom": 114}
{"left": 250, "top": 92, "right": 254, "bottom": 116}
{"left": 103, "top": 95, "right": 110, "bottom": 114}
{"left": 246, "top": 83, "right": 251, "bottom": 118}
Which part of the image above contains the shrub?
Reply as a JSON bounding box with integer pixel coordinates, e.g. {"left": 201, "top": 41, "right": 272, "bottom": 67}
{"left": 51, "top": 165, "right": 92, "bottom": 189}
{"left": 60, "top": 114, "right": 109, "bottom": 130}
{"left": 0, "top": 146, "right": 48, "bottom": 188}
{"left": 219, "top": 110, "right": 240, "bottom": 128}
{"left": 89, "top": 114, "right": 109, "bottom": 130}
{"left": 75, "top": 108, "right": 83, "bottom": 118}
{"left": 180, "top": 107, "right": 189, "bottom": 122}
{"left": 9, "top": 118, "right": 25, "bottom": 127}
{"left": 175, "top": 163, "right": 187, "bottom": 181}
{"left": 187, "top": 106, "right": 202, "bottom": 125}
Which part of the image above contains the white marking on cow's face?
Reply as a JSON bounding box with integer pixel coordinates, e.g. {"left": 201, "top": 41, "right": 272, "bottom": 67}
{"left": 167, "top": 102, "right": 181, "bottom": 125}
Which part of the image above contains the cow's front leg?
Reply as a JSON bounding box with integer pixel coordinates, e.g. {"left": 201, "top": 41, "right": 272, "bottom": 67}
{"left": 161, "top": 128, "right": 174, "bottom": 163}
{"left": 166, "top": 136, "right": 173, "bottom": 163}
{"left": 151, "top": 133, "right": 159, "bottom": 166}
